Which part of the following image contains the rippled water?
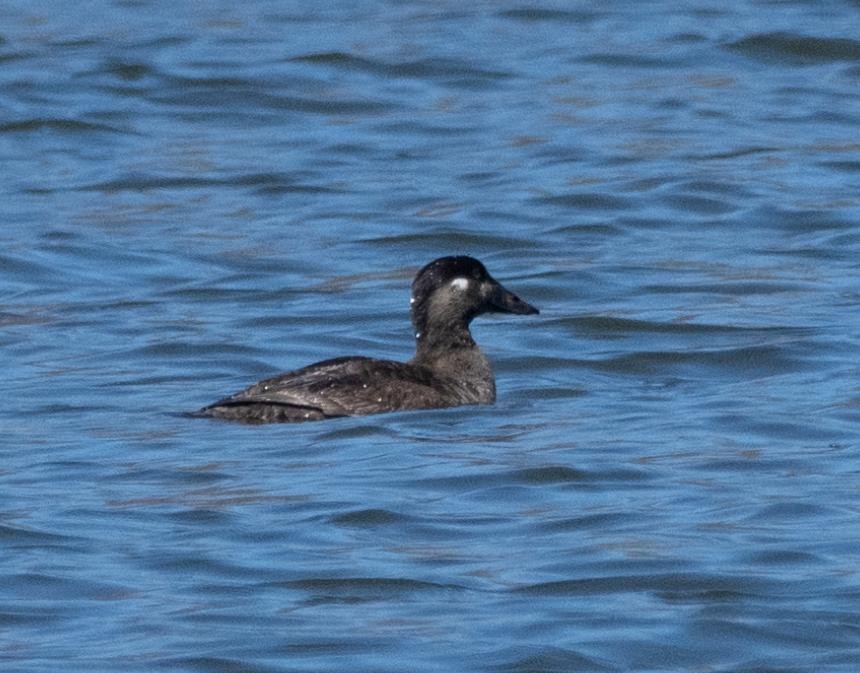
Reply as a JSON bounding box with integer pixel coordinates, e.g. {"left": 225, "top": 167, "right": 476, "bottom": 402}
{"left": 2, "top": 1, "right": 859, "bottom": 671}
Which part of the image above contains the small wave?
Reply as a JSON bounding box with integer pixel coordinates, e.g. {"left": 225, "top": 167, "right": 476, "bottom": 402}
{"left": 0, "top": 118, "right": 127, "bottom": 135}
{"left": 73, "top": 171, "right": 344, "bottom": 194}
{"left": 701, "top": 146, "right": 780, "bottom": 160}
{"left": 533, "top": 192, "right": 633, "bottom": 212}
{"left": 0, "top": 252, "right": 61, "bottom": 281}
{"left": 537, "top": 512, "right": 635, "bottom": 532}
{"left": 274, "top": 576, "right": 462, "bottom": 596}
{"left": 728, "top": 32, "right": 860, "bottom": 64}
{"left": 0, "top": 572, "right": 134, "bottom": 601}
{"left": 821, "top": 160, "right": 860, "bottom": 173}
{"left": 594, "top": 344, "right": 805, "bottom": 379}
{"left": 579, "top": 53, "right": 682, "bottom": 68}
{"left": 744, "top": 549, "right": 824, "bottom": 566}
{"left": 0, "top": 524, "right": 78, "bottom": 547}
{"left": 487, "top": 646, "right": 615, "bottom": 673}
{"left": 360, "top": 230, "right": 536, "bottom": 250}
{"left": 291, "top": 51, "right": 512, "bottom": 81}
{"left": 661, "top": 194, "right": 739, "bottom": 215}
{"left": 643, "top": 280, "right": 809, "bottom": 296}
{"left": 747, "top": 501, "right": 837, "bottom": 522}
{"left": 100, "top": 59, "right": 157, "bottom": 81}
{"left": 497, "top": 8, "right": 600, "bottom": 23}
{"left": 330, "top": 508, "right": 410, "bottom": 526}
{"left": 0, "top": 311, "right": 52, "bottom": 327}
{"left": 149, "top": 83, "right": 394, "bottom": 115}
{"left": 414, "top": 465, "right": 650, "bottom": 492}
{"left": 551, "top": 315, "right": 789, "bottom": 335}
{"left": 316, "top": 423, "right": 397, "bottom": 441}
{"left": 125, "top": 341, "right": 265, "bottom": 359}
{"left": 514, "top": 572, "right": 778, "bottom": 597}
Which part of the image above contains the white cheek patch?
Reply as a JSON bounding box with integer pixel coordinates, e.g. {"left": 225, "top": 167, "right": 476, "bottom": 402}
{"left": 450, "top": 277, "right": 470, "bottom": 291}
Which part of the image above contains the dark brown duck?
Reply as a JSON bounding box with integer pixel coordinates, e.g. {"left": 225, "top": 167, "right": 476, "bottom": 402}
{"left": 193, "top": 256, "right": 538, "bottom": 423}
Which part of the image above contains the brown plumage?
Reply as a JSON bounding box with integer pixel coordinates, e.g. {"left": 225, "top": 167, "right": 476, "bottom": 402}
{"left": 192, "top": 256, "right": 538, "bottom": 423}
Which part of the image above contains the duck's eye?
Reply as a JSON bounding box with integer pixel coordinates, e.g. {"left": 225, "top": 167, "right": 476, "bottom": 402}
{"left": 449, "top": 277, "right": 470, "bottom": 292}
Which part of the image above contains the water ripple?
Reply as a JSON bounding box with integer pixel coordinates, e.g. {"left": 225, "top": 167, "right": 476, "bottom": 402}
{"left": 498, "top": 8, "right": 600, "bottom": 24}
{"left": 273, "top": 576, "right": 463, "bottom": 597}
{"left": 728, "top": 32, "right": 860, "bottom": 64}
{"left": 73, "top": 172, "right": 345, "bottom": 194}
{"left": 0, "top": 118, "right": 128, "bottom": 134}
{"left": 515, "top": 572, "right": 781, "bottom": 598}
{"left": 594, "top": 344, "right": 806, "bottom": 378}
{"left": 292, "top": 51, "right": 513, "bottom": 82}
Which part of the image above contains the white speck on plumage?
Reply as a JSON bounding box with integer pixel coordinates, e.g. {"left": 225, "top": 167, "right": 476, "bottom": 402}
{"left": 450, "top": 277, "right": 470, "bottom": 291}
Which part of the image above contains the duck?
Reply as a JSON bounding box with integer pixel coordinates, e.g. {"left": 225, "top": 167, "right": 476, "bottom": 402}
{"left": 193, "top": 256, "right": 538, "bottom": 423}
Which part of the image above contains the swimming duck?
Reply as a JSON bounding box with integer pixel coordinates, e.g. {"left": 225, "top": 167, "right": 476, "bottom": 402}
{"left": 194, "top": 256, "right": 538, "bottom": 423}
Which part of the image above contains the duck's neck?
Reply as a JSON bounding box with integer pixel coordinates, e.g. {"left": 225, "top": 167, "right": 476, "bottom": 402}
{"left": 410, "top": 319, "right": 495, "bottom": 404}
{"left": 412, "top": 320, "right": 476, "bottom": 363}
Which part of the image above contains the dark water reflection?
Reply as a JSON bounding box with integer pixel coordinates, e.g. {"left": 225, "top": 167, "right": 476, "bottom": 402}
{"left": 2, "top": 1, "right": 859, "bottom": 672}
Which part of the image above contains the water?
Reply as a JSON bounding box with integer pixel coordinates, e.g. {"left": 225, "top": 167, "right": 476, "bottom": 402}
{"left": 2, "top": 1, "right": 859, "bottom": 671}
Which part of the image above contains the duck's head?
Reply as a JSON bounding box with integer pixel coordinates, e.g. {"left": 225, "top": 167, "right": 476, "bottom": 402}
{"left": 410, "top": 256, "right": 538, "bottom": 350}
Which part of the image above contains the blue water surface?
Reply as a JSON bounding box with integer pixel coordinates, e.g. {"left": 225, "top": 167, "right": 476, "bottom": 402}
{"left": 1, "top": 1, "right": 859, "bottom": 671}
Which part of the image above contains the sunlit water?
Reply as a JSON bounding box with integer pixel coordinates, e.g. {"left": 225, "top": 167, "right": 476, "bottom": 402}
{"left": 2, "top": 1, "right": 859, "bottom": 671}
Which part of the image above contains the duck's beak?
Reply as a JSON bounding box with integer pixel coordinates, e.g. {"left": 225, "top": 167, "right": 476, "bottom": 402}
{"left": 486, "top": 279, "right": 539, "bottom": 315}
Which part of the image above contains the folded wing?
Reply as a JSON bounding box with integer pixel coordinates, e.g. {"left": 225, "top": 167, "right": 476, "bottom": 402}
{"left": 197, "top": 357, "right": 449, "bottom": 423}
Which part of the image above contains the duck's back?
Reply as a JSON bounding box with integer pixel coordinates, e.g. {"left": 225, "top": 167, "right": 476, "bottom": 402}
{"left": 196, "top": 356, "right": 464, "bottom": 423}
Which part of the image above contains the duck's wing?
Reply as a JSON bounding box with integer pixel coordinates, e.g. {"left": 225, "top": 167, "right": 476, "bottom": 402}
{"left": 195, "top": 357, "right": 447, "bottom": 423}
